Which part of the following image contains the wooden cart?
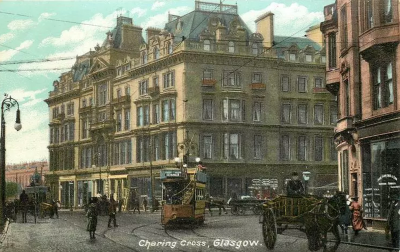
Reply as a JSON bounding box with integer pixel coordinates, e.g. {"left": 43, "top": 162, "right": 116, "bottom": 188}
{"left": 260, "top": 194, "right": 345, "bottom": 251}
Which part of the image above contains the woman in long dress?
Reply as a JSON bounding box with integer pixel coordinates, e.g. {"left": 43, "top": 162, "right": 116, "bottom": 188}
{"left": 86, "top": 198, "right": 98, "bottom": 239}
{"left": 349, "top": 197, "right": 365, "bottom": 235}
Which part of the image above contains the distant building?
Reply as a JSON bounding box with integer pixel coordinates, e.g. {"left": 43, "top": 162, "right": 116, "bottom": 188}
{"left": 45, "top": 0, "right": 337, "bottom": 208}
{"left": 6, "top": 161, "right": 49, "bottom": 189}
{"left": 321, "top": 0, "right": 400, "bottom": 225}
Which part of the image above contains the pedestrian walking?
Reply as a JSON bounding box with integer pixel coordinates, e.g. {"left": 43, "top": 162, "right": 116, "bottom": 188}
{"left": 19, "top": 190, "right": 28, "bottom": 223}
{"left": 142, "top": 196, "right": 148, "bottom": 212}
{"left": 338, "top": 200, "right": 351, "bottom": 235}
{"left": 50, "top": 199, "right": 59, "bottom": 219}
{"left": 132, "top": 192, "right": 141, "bottom": 214}
{"left": 386, "top": 192, "right": 400, "bottom": 249}
{"left": 349, "top": 197, "right": 367, "bottom": 235}
{"left": 108, "top": 195, "right": 118, "bottom": 228}
{"left": 86, "top": 197, "right": 98, "bottom": 239}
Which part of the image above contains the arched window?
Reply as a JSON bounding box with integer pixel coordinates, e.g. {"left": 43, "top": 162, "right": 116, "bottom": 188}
{"left": 141, "top": 51, "right": 147, "bottom": 64}
{"left": 204, "top": 40, "right": 211, "bottom": 51}
{"left": 252, "top": 43, "right": 258, "bottom": 55}
{"left": 154, "top": 47, "right": 159, "bottom": 60}
{"left": 228, "top": 41, "right": 235, "bottom": 53}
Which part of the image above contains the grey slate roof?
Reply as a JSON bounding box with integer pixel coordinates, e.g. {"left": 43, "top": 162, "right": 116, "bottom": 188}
{"left": 273, "top": 35, "right": 322, "bottom": 59}
{"left": 164, "top": 10, "right": 252, "bottom": 43}
{"left": 72, "top": 59, "right": 90, "bottom": 82}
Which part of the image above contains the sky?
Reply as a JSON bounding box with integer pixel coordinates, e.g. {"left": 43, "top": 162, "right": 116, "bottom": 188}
{"left": 0, "top": 0, "right": 334, "bottom": 164}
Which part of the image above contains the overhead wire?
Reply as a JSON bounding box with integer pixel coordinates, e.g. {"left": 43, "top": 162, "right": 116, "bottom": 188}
{"left": 0, "top": 11, "right": 113, "bottom": 29}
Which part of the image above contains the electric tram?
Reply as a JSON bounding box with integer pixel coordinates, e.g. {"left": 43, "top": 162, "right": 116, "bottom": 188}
{"left": 160, "top": 167, "right": 207, "bottom": 227}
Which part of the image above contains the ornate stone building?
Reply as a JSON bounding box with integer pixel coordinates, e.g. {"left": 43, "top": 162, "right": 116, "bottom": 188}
{"left": 321, "top": 0, "right": 400, "bottom": 223}
{"left": 45, "top": 1, "right": 337, "bottom": 208}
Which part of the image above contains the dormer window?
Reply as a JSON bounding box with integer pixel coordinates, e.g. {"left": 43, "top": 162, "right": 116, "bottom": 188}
{"left": 229, "top": 41, "right": 235, "bottom": 53}
{"left": 252, "top": 43, "right": 258, "bottom": 55}
{"left": 154, "top": 47, "right": 159, "bottom": 60}
{"left": 176, "top": 20, "right": 183, "bottom": 31}
{"left": 305, "top": 54, "right": 312, "bottom": 62}
{"left": 289, "top": 53, "right": 296, "bottom": 61}
{"left": 204, "top": 40, "right": 211, "bottom": 51}
{"left": 141, "top": 51, "right": 148, "bottom": 64}
{"left": 167, "top": 42, "right": 173, "bottom": 54}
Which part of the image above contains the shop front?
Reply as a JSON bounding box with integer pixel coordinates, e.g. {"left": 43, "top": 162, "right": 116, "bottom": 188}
{"left": 362, "top": 138, "right": 400, "bottom": 219}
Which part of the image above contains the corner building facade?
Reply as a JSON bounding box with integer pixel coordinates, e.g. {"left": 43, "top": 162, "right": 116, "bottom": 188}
{"left": 45, "top": 1, "right": 337, "bottom": 208}
{"left": 321, "top": 0, "right": 400, "bottom": 223}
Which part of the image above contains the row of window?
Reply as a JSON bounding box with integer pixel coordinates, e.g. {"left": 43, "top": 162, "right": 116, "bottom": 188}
{"left": 281, "top": 103, "right": 337, "bottom": 125}
{"left": 280, "top": 135, "right": 337, "bottom": 161}
{"left": 137, "top": 71, "right": 175, "bottom": 96}
{"left": 50, "top": 122, "right": 75, "bottom": 144}
{"left": 80, "top": 133, "right": 336, "bottom": 168}
{"left": 140, "top": 42, "right": 173, "bottom": 65}
{"left": 52, "top": 103, "right": 75, "bottom": 119}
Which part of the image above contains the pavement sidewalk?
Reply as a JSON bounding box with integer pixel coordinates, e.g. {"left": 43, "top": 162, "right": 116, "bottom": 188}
{"left": 339, "top": 227, "right": 394, "bottom": 249}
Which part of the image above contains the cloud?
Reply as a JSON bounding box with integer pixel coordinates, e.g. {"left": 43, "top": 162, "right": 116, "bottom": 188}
{"left": 7, "top": 19, "right": 35, "bottom": 31}
{"left": 2, "top": 88, "right": 49, "bottom": 164}
{"left": 141, "top": 6, "right": 191, "bottom": 30}
{"left": 130, "top": 7, "right": 147, "bottom": 18}
{"left": 39, "top": 11, "right": 119, "bottom": 48}
{"left": 151, "top": 1, "right": 165, "bottom": 10}
{"left": 0, "top": 40, "right": 34, "bottom": 62}
{"left": 0, "top": 33, "right": 14, "bottom": 44}
{"left": 38, "top": 12, "right": 56, "bottom": 22}
{"left": 241, "top": 2, "right": 324, "bottom": 36}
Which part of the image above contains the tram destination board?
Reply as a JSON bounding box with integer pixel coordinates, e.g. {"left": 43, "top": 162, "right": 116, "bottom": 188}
{"left": 160, "top": 169, "right": 183, "bottom": 179}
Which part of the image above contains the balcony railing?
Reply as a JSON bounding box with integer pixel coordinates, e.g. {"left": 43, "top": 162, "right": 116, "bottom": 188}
{"left": 202, "top": 79, "right": 217, "bottom": 86}
{"left": 111, "top": 95, "right": 130, "bottom": 105}
{"left": 250, "top": 83, "right": 266, "bottom": 90}
{"left": 148, "top": 86, "right": 160, "bottom": 95}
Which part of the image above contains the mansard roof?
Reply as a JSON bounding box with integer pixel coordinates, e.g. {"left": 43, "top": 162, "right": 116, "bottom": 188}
{"left": 101, "top": 16, "right": 145, "bottom": 49}
{"left": 164, "top": 9, "right": 252, "bottom": 43}
{"left": 273, "top": 35, "right": 322, "bottom": 58}
{"left": 72, "top": 59, "right": 90, "bottom": 82}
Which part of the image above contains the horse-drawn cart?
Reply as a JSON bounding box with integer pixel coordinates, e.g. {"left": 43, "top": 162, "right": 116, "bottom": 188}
{"left": 260, "top": 193, "right": 346, "bottom": 251}
{"left": 229, "top": 197, "right": 265, "bottom": 215}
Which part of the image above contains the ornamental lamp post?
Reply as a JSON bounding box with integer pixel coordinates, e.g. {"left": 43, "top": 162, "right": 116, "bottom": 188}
{"left": 1, "top": 94, "right": 22, "bottom": 225}
{"left": 302, "top": 171, "right": 311, "bottom": 195}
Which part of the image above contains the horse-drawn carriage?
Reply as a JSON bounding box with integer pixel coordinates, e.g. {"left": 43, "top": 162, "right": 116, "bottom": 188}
{"left": 229, "top": 196, "right": 266, "bottom": 215}
{"left": 260, "top": 193, "right": 346, "bottom": 251}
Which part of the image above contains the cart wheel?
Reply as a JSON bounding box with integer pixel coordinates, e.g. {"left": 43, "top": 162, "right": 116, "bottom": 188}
{"left": 262, "top": 208, "right": 277, "bottom": 250}
{"left": 253, "top": 205, "right": 262, "bottom": 215}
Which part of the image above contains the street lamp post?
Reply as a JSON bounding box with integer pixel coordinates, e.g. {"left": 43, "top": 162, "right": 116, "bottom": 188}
{"left": 303, "top": 171, "right": 311, "bottom": 195}
{"left": 1, "top": 94, "right": 22, "bottom": 225}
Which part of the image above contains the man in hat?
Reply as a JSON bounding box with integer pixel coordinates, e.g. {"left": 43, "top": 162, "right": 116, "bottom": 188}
{"left": 386, "top": 191, "right": 400, "bottom": 248}
{"left": 286, "top": 172, "right": 305, "bottom": 196}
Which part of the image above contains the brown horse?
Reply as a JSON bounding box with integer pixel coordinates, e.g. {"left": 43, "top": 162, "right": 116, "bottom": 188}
{"left": 303, "top": 192, "right": 347, "bottom": 251}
